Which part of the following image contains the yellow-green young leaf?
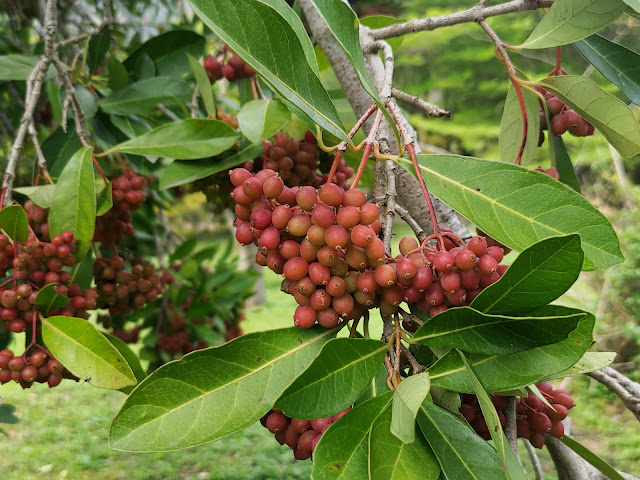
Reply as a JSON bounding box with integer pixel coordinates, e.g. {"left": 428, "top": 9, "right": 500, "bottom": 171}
{"left": 548, "top": 132, "right": 581, "bottom": 192}
{"left": 275, "top": 338, "right": 387, "bottom": 419}
{"left": 104, "top": 333, "right": 147, "bottom": 395}
{"left": 100, "top": 77, "right": 192, "bottom": 115}
{"left": 41, "top": 315, "right": 136, "bottom": 390}
{"left": 312, "top": 392, "right": 393, "bottom": 480}
{"left": 48, "top": 146, "right": 95, "bottom": 261}
{"left": 538, "top": 75, "right": 640, "bottom": 158}
{"left": 237, "top": 99, "right": 291, "bottom": 144}
{"left": 187, "top": 53, "right": 216, "bottom": 117}
{"left": 34, "top": 283, "right": 70, "bottom": 315}
{"left": 0, "top": 205, "right": 29, "bottom": 242}
{"left": 499, "top": 80, "right": 540, "bottom": 165}
{"left": 370, "top": 405, "right": 440, "bottom": 480}
{"left": 542, "top": 351, "right": 616, "bottom": 381}
{"left": 188, "top": 0, "right": 347, "bottom": 141}
{"left": 390, "top": 372, "right": 431, "bottom": 443}
{"left": 520, "top": 0, "right": 626, "bottom": 49}
{"left": 103, "top": 119, "right": 238, "bottom": 160}
{"left": 109, "top": 326, "right": 337, "bottom": 452}
{"left": 401, "top": 155, "right": 622, "bottom": 270}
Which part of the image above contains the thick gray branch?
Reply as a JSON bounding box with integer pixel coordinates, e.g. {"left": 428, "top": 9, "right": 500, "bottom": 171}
{"left": 587, "top": 367, "right": 640, "bottom": 422}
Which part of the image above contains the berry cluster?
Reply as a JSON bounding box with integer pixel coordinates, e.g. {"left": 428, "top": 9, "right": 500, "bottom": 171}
{"left": 260, "top": 407, "right": 351, "bottom": 460}
{"left": 157, "top": 314, "right": 207, "bottom": 355}
{"left": 0, "top": 348, "right": 69, "bottom": 388}
{"left": 537, "top": 87, "right": 594, "bottom": 139}
{"left": 204, "top": 47, "right": 254, "bottom": 83}
{"left": 460, "top": 382, "right": 575, "bottom": 448}
{"left": 94, "top": 169, "right": 147, "bottom": 247}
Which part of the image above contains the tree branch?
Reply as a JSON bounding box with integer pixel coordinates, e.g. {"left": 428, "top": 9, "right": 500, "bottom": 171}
{"left": 587, "top": 367, "right": 640, "bottom": 422}
{"left": 53, "top": 57, "right": 91, "bottom": 146}
{"left": 524, "top": 439, "right": 544, "bottom": 480}
{"left": 391, "top": 88, "right": 450, "bottom": 118}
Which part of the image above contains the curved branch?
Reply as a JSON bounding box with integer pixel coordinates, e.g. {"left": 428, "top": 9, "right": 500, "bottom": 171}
{"left": 587, "top": 367, "right": 640, "bottom": 422}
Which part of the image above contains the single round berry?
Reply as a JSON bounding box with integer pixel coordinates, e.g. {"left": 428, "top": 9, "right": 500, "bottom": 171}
{"left": 374, "top": 265, "right": 397, "bottom": 287}
{"left": 294, "top": 306, "right": 317, "bottom": 328}
{"left": 266, "top": 412, "right": 288, "bottom": 434}
{"left": 432, "top": 251, "right": 454, "bottom": 272}
{"left": 283, "top": 257, "right": 310, "bottom": 282}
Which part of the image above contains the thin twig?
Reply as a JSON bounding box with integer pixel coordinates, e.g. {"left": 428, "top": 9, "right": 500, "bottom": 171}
{"left": 524, "top": 439, "right": 544, "bottom": 480}
{"left": 394, "top": 205, "right": 426, "bottom": 243}
{"left": 53, "top": 57, "right": 91, "bottom": 146}
{"left": 158, "top": 104, "right": 181, "bottom": 122}
{"left": 101, "top": 0, "right": 116, "bottom": 51}
{"left": 399, "top": 344, "right": 424, "bottom": 374}
{"left": 504, "top": 396, "right": 520, "bottom": 459}
{"left": 391, "top": 88, "right": 450, "bottom": 118}
{"left": 587, "top": 367, "right": 640, "bottom": 422}
{"left": 190, "top": 86, "right": 200, "bottom": 118}
{"left": 364, "top": 40, "right": 394, "bottom": 101}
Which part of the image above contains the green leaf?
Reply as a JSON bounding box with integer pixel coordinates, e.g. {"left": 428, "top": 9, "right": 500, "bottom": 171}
{"left": 0, "top": 54, "right": 56, "bottom": 80}
{"left": 237, "top": 99, "right": 291, "bottom": 144}
{"left": 471, "top": 235, "right": 584, "bottom": 314}
{"left": 428, "top": 309, "right": 595, "bottom": 393}
{"left": 538, "top": 75, "right": 640, "bottom": 158}
{"left": 499, "top": 79, "right": 540, "bottom": 165}
{"left": 548, "top": 132, "right": 581, "bottom": 192}
{"left": 41, "top": 123, "right": 83, "bottom": 177}
{"left": 390, "top": 372, "right": 431, "bottom": 443}
{"left": 104, "top": 333, "right": 147, "bottom": 395}
{"left": 459, "top": 351, "right": 509, "bottom": 478}
{"left": 123, "top": 31, "right": 205, "bottom": 78}
{"left": 520, "top": 0, "right": 626, "bottom": 49}
{"left": 188, "top": 0, "right": 347, "bottom": 141}
{"left": 542, "top": 351, "right": 616, "bottom": 381}
{"left": 100, "top": 77, "right": 192, "bottom": 115}
{"left": 48, "top": 146, "right": 96, "bottom": 261}
{"left": 417, "top": 401, "right": 505, "bottom": 479}
{"left": 0, "top": 205, "right": 29, "bottom": 242}
{"left": 34, "top": 284, "right": 70, "bottom": 315}
{"left": 357, "top": 363, "right": 391, "bottom": 404}
{"left": 411, "top": 305, "right": 584, "bottom": 355}
{"left": 312, "top": 391, "right": 393, "bottom": 480}
{"left": 624, "top": 0, "right": 640, "bottom": 13}
{"left": 561, "top": 436, "right": 626, "bottom": 480}
{"left": 13, "top": 185, "right": 55, "bottom": 208}
{"left": 41, "top": 315, "right": 136, "bottom": 390}
{"left": 87, "top": 28, "right": 111, "bottom": 75}
{"left": 96, "top": 182, "right": 113, "bottom": 216}
{"left": 574, "top": 34, "right": 640, "bottom": 105}
{"left": 103, "top": 119, "right": 238, "bottom": 160}
{"left": 275, "top": 338, "right": 387, "bottom": 419}
{"left": 133, "top": 53, "right": 155, "bottom": 81}
{"left": 158, "top": 144, "right": 262, "bottom": 189}
{"left": 107, "top": 56, "right": 128, "bottom": 91}
{"left": 402, "top": 154, "right": 623, "bottom": 270}
{"left": 109, "top": 326, "right": 337, "bottom": 452}
{"left": 110, "top": 116, "right": 151, "bottom": 139}
{"left": 370, "top": 405, "right": 440, "bottom": 480}
{"left": 187, "top": 54, "right": 216, "bottom": 117}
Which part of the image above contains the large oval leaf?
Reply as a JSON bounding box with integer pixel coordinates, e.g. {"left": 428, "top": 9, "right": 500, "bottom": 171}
{"left": 104, "top": 333, "right": 147, "bottom": 395}
{"left": 275, "top": 338, "right": 387, "bottom": 419}
{"left": 109, "top": 326, "right": 336, "bottom": 452}
{"left": 428, "top": 308, "right": 595, "bottom": 393}
{"left": 471, "top": 234, "right": 584, "bottom": 314}
{"left": 0, "top": 205, "right": 29, "bottom": 242}
{"left": 103, "top": 119, "right": 239, "bottom": 160}
{"left": 390, "top": 372, "right": 431, "bottom": 443}
{"left": 542, "top": 351, "right": 615, "bottom": 381}
{"left": 520, "top": 0, "right": 626, "bottom": 49}
{"left": 237, "top": 99, "right": 291, "bottom": 145}
{"left": 370, "top": 405, "right": 440, "bottom": 480}
{"left": 100, "top": 77, "right": 192, "bottom": 115}
{"left": 402, "top": 154, "right": 622, "bottom": 270}
{"left": 411, "top": 305, "right": 584, "bottom": 355}
{"left": 41, "top": 315, "right": 136, "bottom": 390}
{"left": 538, "top": 75, "right": 640, "bottom": 158}
{"left": 188, "top": 0, "right": 347, "bottom": 141}
{"left": 417, "top": 401, "right": 504, "bottom": 480}
{"left": 48, "top": 146, "right": 95, "bottom": 261}
{"left": 499, "top": 79, "right": 540, "bottom": 165}
{"left": 312, "top": 392, "right": 393, "bottom": 480}
{"left": 574, "top": 34, "right": 640, "bottom": 106}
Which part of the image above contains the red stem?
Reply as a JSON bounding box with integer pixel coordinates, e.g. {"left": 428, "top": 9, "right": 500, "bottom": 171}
{"left": 511, "top": 78, "right": 528, "bottom": 166}
{"left": 406, "top": 143, "right": 440, "bottom": 234}
{"left": 92, "top": 155, "right": 109, "bottom": 184}
{"left": 327, "top": 149, "right": 344, "bottom": 184}
{"left": 556, "top": 46, "right": 562, "bottom": 73}
{"left": 350, "top": 144, "right": 372, "bottom": 190}
{"left": 0, "top": 187, "right": 6, "bottom": 207}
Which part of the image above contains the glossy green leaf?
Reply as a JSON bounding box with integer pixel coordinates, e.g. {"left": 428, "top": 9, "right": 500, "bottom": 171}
{"left": 188, "top": 0, "right": 347, "bottom": 141}
{"left": 41, "top": 315, "right": 136, "bottom": 390}
{"left": 430, "top": 386, "right": 461, "bottom": 414}
{"left": 538, "top": 75, "right": 640, "bottom": 158}
{"left": 402, "top": 154, "right": 623, "bottom": 270}
{"left": 159, "top": 144, "right": 262, "bottom": 189}
{"left": 357, "top": 363, "right": 391, "bottom": 404}
{"left": 0, "top": 54, "right": 56, "bottom": 80}
{"left": 428, "top": 309, "right": 595, "bottom": 393}
{"left": 411, "top": 305, "right": 584, "bottom": 355}
{"left": 34, "top": 283, "right": 70, "bottom": 315}
{"left": 0, "top": 205, "right": 29, "bottom": 242}
{"left": 96, "top": 182, "right": 113, "bottom": 216}
{"left": 499, "top": 80, "right": 540, "bottom": 165}
{"left": 48, "top": 146, "right": 95, "bottom": 261}
{"left": 123, "top": 30, "right": 205, "bottom": 77}
{"left": 13, "top": 185, "right": 55, "bottom": 208}
{"left": 133, "top": 53, "right": 155, "bottom": 81}
{"left": 542, "top": 351, "right": 616, "bottom": 381}
{"left": 107, "top": 56, "right": 128, "bottom": 91}
{"left": 237, "top": 99, "right": 291, "bottom": 144}
{"left": 575, "top": 34, "right": 640, "bottom": 105}
{"left": 312, "top": 392, "right": 393, "bottom": 480}
{"left": 41, "top": 122, "right": 84, "bottom": 177}
{"left": 562, "top": 436, "right": 626, "bottom": 480}
{"left": 104, "top": 333, "right": 147, "bottom": 395}
{"left": 87, "top": 28, "right": 111, "bottom": 75}
{"left": 520, "top": 0, "right": 626, "bottom": 49}
{"left": 100, "top": 77, "right": 192, "bottom": 115}
{"left": 103, "top": 119, "right": 238, "bottom": 160}
{"left": 471, "top": 235, "right": 584, "bottom": 314}
{"left": 390, "top": 372, "right": 431, "bottom": 443}
{"left": 109, "top": 326, "right": 337, "bottom": 451}
{"left": 276, "top": 338, "right": 387, "bottom": 419}
{"left": 110, "top": 116, "right": 151, "bottom": 140}
{"left": 548, "top": 132, "right": 581, "bottom": 192}
{"left": 370, "top": 405, "right": 440, "bottom": 480}
{"left": 187, "top": 53, "right": 216, "bottom": 117}
{"left": 417, "top": 401, "right": 505, "bottom": 479}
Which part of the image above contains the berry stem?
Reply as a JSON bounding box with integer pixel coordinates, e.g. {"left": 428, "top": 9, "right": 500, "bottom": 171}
{"left": 326, "top": 149, "right": 344, "bottom": 184}
{"left": 555, "top": 46, "right": 562, "bottom": 74}
{"left": 350, "top": 143, "right": 372, "bottom": 190}
{"left": 92, "top": 155, "right": 109, "bottom": 184}
{"left": 349, "top": 317, "right": 360, "bottom": 338}
{"left": 511, "top": 78, "right": 528, "bottom": 166}
{"left": 406, "top": 143, "right": 440, "bottom": 234}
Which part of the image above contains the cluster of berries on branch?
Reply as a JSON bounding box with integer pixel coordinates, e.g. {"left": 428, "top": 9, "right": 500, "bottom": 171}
{"left": 537, "top": 85, "right": 594, "bottom": 140}
{"left": 260, "top": 407, "right": 351, "bottom": 460}
{"left": 204, "top": 45, "right": 255, "bottom": 83}
{"left": 0, "top": 348, "right": 71, "bottom": 388}
{"left": 459, "top": 382, "right": 575, "bottom": 448}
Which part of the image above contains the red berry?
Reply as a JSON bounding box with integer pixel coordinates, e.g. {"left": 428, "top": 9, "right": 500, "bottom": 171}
{"left": 432, "top": 251, "right": 454, "bottom": 272}
{"left": 477, "top": 255, "right": 498, "bottom": 276}
{"left": 283, "top": 257, "right": 309, "bottom": 282}
{"left": 266, "top": 412, "right": 288, "bottom": 433}
{"left": 294, "top": 306, "right": 317, "bottom": 328}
